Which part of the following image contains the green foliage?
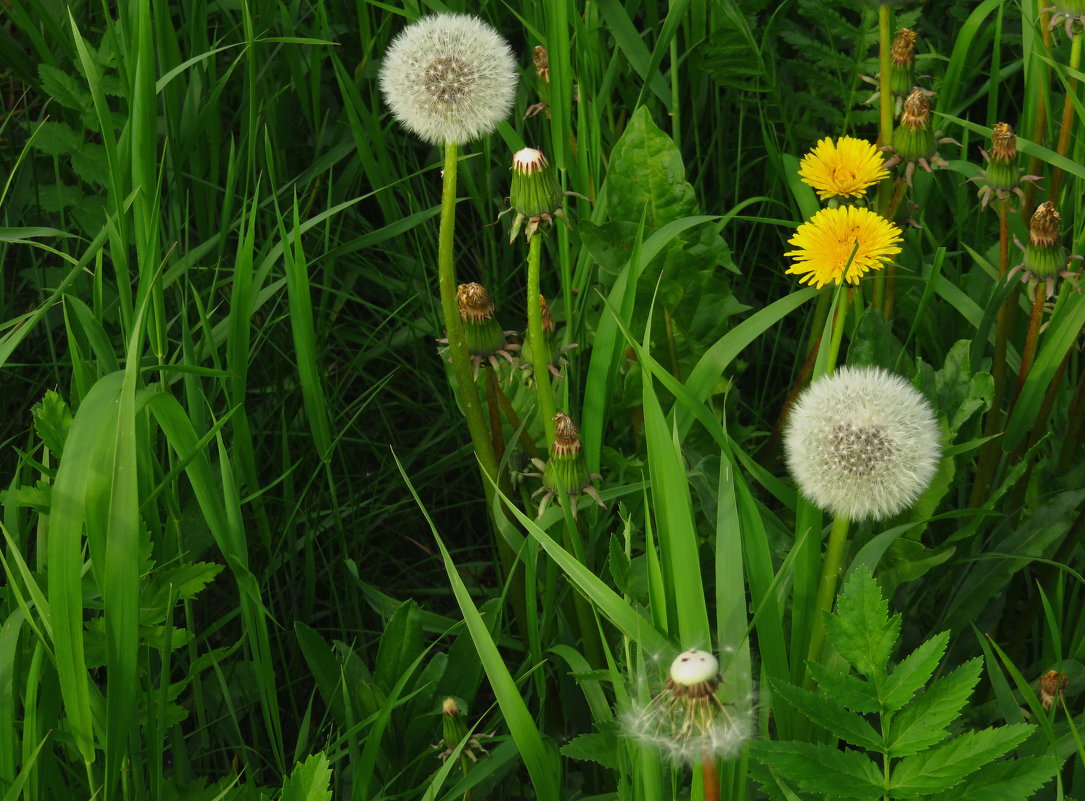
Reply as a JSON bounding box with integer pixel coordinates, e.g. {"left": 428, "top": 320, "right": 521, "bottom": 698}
{"left": 751, "top": 569, "right": 1061, "bottom": 801}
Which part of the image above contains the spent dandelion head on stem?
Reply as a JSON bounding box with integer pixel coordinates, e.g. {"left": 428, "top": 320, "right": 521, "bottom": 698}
{"left": 623, "top": 648, "right": 755, "bottom": 763}
{"left": 379, "top": 13, "right": 517, "bottom": 145}
{"left": 798, "top": 136, "right": 890, "bottom": 202}
{"left": 1012, "top": 201, "right": 1082, "bottom": 295}
{"left": 784, "top": 366, "right": 942, "bottom": 521}
{"left": 784, "top": 206, "right": 902, "bottom": 289}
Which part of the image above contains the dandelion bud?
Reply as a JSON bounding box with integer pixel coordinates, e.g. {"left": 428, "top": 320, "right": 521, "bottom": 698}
{"left": 379, "top": 14, "right": 517, "bottom": 146}
{"left": 889, "top": 28, "right": 917, "bottom": 97}
{"left": 509, "top": 147, "right": 563, "bottom": 241}
{"left": 533, "top": 45, "right": 550, "bottom": 83}
{"left": 623, "top": 648, "right": 754, "bottom": 763}
{"left": 451, "top": 283, "right": 519, "bottom": 375}
{"left": 1047, "top": 0, "right": 1085, "bottom": 38}
{"left": 1038, "top": 670, "right": 1068, "bottom": 710}
{"left": 785, "top": 366, "right": 941, "bottom": 521}
{"left": 986, "top": 123, "right": 1018, "bottom": 189}
{"left": 1024, "top": 202, "right": 1068, "bottom": 279}
{"left": 530, "top": 412, "right": 605, "bottom": 518}
{"left": 440, "top": 697, "right": 469, "bottom": 752}
{"left": 893, "top": 90, "right": 936, "bottom": 161}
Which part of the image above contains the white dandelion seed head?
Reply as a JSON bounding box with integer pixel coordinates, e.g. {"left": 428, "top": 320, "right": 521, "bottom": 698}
{"left": 784, "top": 365, "right": 942, "bottom": 521}
{"left": 379, "top": 13, "right": 518, "bottom": 145}
{"left": 669, "top": 649, "right": 719, "bottom": 687}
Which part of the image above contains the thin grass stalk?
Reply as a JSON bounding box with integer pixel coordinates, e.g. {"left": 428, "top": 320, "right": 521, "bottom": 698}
{"left": 1024, "top": 0, "right": 1053, "bottom": 217}
{"left": 970, "top": 196, "right": 1014, "bottom": 507}
{"left": 1058, "top": 364, "right": 1085, "bottom": 470}
{"left": 485, "top": 369, "right": 505, "bottom": 458}
{"left": 882, "top": 180, "right": 908, "bottom": 320}
{"left": 824, "top": 287, "right": 851, "bottom": 375}
{"left": 526, "top": 233, "right": 558, "bottom": 447}
{"left": 1049, "top": 30, "right": 1083, "bottom": 202}
{"left": 1013, "top": 349, "right": 1070, "bottom": 463}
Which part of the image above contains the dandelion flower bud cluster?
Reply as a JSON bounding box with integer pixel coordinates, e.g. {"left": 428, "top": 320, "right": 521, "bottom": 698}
{"left": 623, "top": 648, "right": 755, "bottom": 763}
{"left": 784, "top": 366, "right": 941, "bottom": 521}
{"left": 379, "top": 14, "right": 517, "bottom": 145}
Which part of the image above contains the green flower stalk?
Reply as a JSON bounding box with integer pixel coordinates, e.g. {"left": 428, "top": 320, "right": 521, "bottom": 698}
{"left": 528, "top": 412, "right": 605, "bottom": 519}
{"left": 508, "top": 147, "right": 564, "bottom": 242}
{"left": 521, "top": 294, "right": 576, "bottom": 379}
{"left": 885, "top": 89, "right": 957, "bottom": 184}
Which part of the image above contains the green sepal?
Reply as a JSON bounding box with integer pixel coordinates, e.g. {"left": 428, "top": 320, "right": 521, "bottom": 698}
{"left": 893, "top": 123, "right": 935, "bottom": 161}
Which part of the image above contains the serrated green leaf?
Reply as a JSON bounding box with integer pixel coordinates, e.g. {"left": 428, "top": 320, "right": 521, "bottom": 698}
{"left": 29, "top": 120, "right": 84, "bottom": 155}
{"left": 38, "top": 63, "right": 91, "bottom": 110}
{"left": 143, "top": 562, "right": 224, "bottom": 614}
{"left": 71, "top": 143, "right": 110, "bottom": 187}
{"left": 0, "top": 482, "right": 52, "bottom": 514}
{"left": 923, "top": 755, "right": 1060, "bottom": 801}
{"left": 881, "top": 631, "right": 950, "bottom": 712}
{"left": 375, "top": 599, "right": 423, "bottom": 693}
{"left": 826, "top": 567, "right": 899, "bottom": 679}
{"left": 808, "top": 660, "right": 880, "bottom": 713}
{"left": 886, "top": 658, "right": 983, "bottom": 756}
{"left": 889, "top": 725, "right": 1034, "bottom": 796}
{"left": 749, "top": 741, "right": 885, "bottom": 797}
{"left": 279, "top": 752, "right": 332, "bottom": 801}
{"left": 770, "top": 678, "right": 884, "bottom": 751}
{"left": 33, "top": 389, "right": 73, "bottom": 455}
{"left": 560, "top": 730, "right": 620, "bottom": 770}
{"left": 748, "top": 759, "right": 820, "bottom": 801}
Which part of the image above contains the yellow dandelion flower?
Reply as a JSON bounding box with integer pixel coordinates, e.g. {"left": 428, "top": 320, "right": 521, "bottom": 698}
{"left": 785, "top": 206, "right": 902, "bottom": 288}
{"left": 798, "top": 136, "right": 890, "bottom": 200}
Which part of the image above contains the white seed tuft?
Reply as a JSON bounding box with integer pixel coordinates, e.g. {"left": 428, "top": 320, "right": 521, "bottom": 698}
{"left": 669, "top": 649, "right": 719, "bottom": 687}
{"left": 784, "top": 365, "right": 941, "bottom": 521}
{"left": 379, "top": 14, "right": 518, "bottom": 145}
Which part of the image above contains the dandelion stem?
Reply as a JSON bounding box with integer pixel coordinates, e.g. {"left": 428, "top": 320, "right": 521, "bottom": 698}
{"left": 877, "top": 5, "right": 894, "bottom": 150}
{"left": 527, "top": 232, "right": 558, "bottom": 447}
{"left": 1024, "top": 0, "right": 1053, "bottom": 217}
{"left": 805, "top": 514, "right": 851, "bottom": 680}
{"left": 970, "top": 195, "right": 1013, "bottom": 507}
{"left": 1013, "top": 280, "right": 1047, "bottom": 408}
{"left": 1049, "top": 28, "right": 1082, "bottom": 202}
{"left": 702, "top": 757, "right": 720, "bottom": 801}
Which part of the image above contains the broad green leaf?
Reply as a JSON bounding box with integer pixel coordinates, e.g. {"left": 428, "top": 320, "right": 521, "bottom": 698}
{"left": 749, "top": 741, "right": 885, "bottom": 797}
{"left": 807, "top": 661, "right": 880, "bottom": 713}
{"left": 769, "top": 679, "right": 884, "bottom": 751}
{"left": 28, "top": 120, "right": 84, "bottom": 156}
{"left": 279, "top": 752, "right": 332, "bottom": 801}
{"left": 38, "top": 63, "right": 90, "bottom": 110}
{"left": 889, "top": 725, "right": 1034, "bottom": 796}
{"left": 881, "top": 631, "right": 950, "bottom": 712}
{"left": 561, "top": 730, "right": 621, "bottom": 771}
{"left": 375, "top": 600, "right": 423, "bottom": 693}
{"left": 887, "top": 658, "right": 982, "bottom": 756}
{"left": 295, "top": 623, "right": 348, "bottom": 728}
{"left": 826, "top": 567, "right": 900, "bottom": 679}
{"left": 923, "top": 755, "right": 1060, "bottom": 801}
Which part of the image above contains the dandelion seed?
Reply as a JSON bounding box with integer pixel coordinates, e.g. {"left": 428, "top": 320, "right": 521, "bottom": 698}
{"left": 785, "top": 366, "right": 941, "bottom": 521}
{"left": 622, "top": 649, "right": 755, "bottom": 763}
{"left": 798, "top": 136, "right": 889, "bottom": 201}
{"left": 379, "top": 14, "right": 517, "bottom": 145}
{"left": 784, "top": 206, "right": 902, "bottom": 289}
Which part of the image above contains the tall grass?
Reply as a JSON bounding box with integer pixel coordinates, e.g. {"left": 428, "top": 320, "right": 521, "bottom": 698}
{"left": 1, "top": 0, "right": 1083, "bottom": 799}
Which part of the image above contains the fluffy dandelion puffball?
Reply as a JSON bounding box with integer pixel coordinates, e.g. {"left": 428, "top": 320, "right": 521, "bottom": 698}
{"left": 798, "top": 136, "right": 889, "bottom": 200}
{"left": 785, "top": 366, "right": 941, "bottom": 521}
{"left": 379, "top": 14, "right": 517, "bottom": 145}
{"left": 785, "top": 206, "right": 902, "bottom": 288}
{"left": 623, "top": 648, "right": 754, "bottom": 763}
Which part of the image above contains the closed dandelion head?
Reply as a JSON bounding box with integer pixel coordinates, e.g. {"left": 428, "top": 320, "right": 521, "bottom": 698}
{"left": 784, "top": 366, "right": 942, "bottom": 521}
{"left": 971, "top": 123, "right": 1041, "bottom": 210}
{"left": 785, "top": 206, "right": 902, "bottom": 289}
{"left": 1012, "top": 202, "right": 1081, "bottom": 295}
{"left": 379, "top": 14, "right": 517, "bottom": 145}
{"left": 890, "top": 28, "right": 917, "bottom": 96}
{"left": 623, "top": 648, "right": 755, "bottom": 763}
{"left": 442, "top": 282, "right": 519, "bottom": 376}
{"left": 525, "top": 412, "right": 604, "bottom": 519}
{"left": 885, "top": 89, "right": 958, "bottom": 184}
{"left": 798, "top": 136, "right": 889, "bottom": 202}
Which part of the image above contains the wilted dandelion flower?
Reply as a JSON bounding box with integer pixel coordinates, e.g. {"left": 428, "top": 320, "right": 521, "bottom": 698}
{"left": 623, "top": 649, "right": 755, "bottom": 763}
{"left": 798, "top": 136, "right": 889, "bottom": 201}
{"left": 785, "top": 366, "right": 941, "bottom": 521}
{"left": 785, "top": 206, "right": 902, "bottom": 288}
{"left": 379, "top": 14, "right": 517, "bottom": 145}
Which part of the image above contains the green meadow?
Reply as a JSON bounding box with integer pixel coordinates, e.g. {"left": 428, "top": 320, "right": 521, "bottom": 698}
{"left": 0, "top": 1, "right": 1082, "bottom": 798}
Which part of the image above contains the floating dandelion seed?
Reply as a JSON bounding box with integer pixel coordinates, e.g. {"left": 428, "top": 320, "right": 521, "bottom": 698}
{"left": 623, "top": 649, "right": 755, "bottom": 763}
{"left": 785, "top": 206, "right": 902, "bottom": 289}
{"left": 798, "top": 136, "right": 889, "bottom": 201}
{"left": 379, "top": 14, "right": 517, "bottom": 145}
{"left": 785, "top": 366, "right": 941, "bottom": 521}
